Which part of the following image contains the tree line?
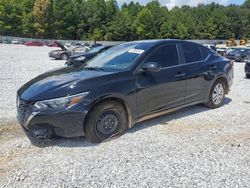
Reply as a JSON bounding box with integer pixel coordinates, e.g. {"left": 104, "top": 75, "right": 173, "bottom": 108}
{"left": 0, "top": 0, "right": 250, "bottom": 41}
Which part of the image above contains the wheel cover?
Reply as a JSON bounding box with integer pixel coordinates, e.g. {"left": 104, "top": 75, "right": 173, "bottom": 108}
{"left": 95, "top": 110, "right": 119, "bottom": 136}
{"left": 61, "top": 54, "right": 67, "bottom": 60}
{"left": 212, "top": 83, "right": 224, "bottom": 105}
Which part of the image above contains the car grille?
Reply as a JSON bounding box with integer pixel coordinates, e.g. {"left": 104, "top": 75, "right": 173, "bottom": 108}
{"left": 17, "top": 98, "right": 29, "bottom": 125}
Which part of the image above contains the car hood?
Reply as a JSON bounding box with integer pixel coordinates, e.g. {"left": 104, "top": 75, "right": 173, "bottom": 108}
{"left": 18, "top": 67, "right": 114, "bottom": 101}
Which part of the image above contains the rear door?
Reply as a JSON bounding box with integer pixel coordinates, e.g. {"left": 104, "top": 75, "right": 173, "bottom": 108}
{"left": 180, "top": 43, "right": 212, "bottom": 103}
{"left": 136, "top": 43, "right": 186, "bottom": 117}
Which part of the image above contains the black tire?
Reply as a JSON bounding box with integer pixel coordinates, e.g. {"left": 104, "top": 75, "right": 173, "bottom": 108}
{"left": 84, "top": 100, "right": 127, "bottom": 143}
{"left": 246, "top": 74, "right": 250, "bottom": 79}
{"left": 60, "top": 53, "right": 68, "bottom": 60}
{"left": 205, "top": 80, "right": 226, "bottom": 109}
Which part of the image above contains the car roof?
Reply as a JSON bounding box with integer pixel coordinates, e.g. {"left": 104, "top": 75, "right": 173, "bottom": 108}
{"left": 123, "top": 39, "right": 201, "bottom": 47}
{"left": 203, "top": 44, "right": 215, "bottom": 46}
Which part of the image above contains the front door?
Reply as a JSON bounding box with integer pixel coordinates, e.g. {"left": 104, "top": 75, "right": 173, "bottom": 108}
{"left": 136, "top": 44, "right": 186, "bottom": 117}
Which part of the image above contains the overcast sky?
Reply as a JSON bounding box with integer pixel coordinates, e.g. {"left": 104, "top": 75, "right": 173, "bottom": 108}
{"left": 117, "top": 0, "right": 245, "bottom": 9}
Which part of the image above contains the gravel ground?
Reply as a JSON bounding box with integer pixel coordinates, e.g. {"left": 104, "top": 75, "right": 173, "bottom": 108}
{"left": 0, "top": 45, "right": 250, "bottom": 187}
{"left": 0, "top": 44, "right": 65, "bottom": 123}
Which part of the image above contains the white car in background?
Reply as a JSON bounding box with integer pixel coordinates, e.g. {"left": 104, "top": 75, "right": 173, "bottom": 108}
{"left": 12, "top": 40, "right": 20, "bottom": 44}
{"left": 203, "top": 44, "right": 217, "bottom": 51}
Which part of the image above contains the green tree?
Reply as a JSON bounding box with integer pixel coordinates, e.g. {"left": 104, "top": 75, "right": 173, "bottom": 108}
{"left": 243, "top": 0, "right": 250, "bottom": 8}
{"left": 105, "top": 10, "right": 136, "bottom": 41}
{"left": 53, "top": 0, "right": 82, "bottom": 39}
{"left": 33, "top": 0, "right": 53, "bottom": 38}
{"left": 0, "top": 0, "right": 22, "bottom": 36}
{"left": 0, "top": 0, "right": 249, "bottom": 41}
{"left": 21, "top": 0, "right": 36, "bottom": 37}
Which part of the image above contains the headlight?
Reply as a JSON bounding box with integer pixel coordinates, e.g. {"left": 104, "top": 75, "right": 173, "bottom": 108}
{"left": 75, "top": 56, "right": 86, "bottom": 61}
{"left": 34, "top": 92, "right": 89, "bottom": 110}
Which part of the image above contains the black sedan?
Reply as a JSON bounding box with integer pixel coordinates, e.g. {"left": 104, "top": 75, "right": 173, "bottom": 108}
{"left": 65, "top": 45, "right": 113, "bottom": 67}
{"left": 17, "top": 40, "right": 234, "bottom": 143}
{"left": 225, "top": 48, "right": 250, "bottom": 62}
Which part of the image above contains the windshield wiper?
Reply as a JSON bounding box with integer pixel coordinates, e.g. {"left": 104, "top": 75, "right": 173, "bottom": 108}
{"left": 84, "top": 67, "right": 104, "bottom": 71}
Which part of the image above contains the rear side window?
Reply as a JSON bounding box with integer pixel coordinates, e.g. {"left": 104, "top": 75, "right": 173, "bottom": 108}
{"left": 146, "top": 44, "right": 179, "bottom": 67}
{"left": 200, "top": 46, "right": 210, "bottom": 59}
{"left": 182, "top": 44, "right": 203, "bottom": 63}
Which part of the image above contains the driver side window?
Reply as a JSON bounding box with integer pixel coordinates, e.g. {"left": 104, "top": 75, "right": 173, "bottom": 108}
{"left": 146, "top": 44, "right": 179, "bottom": 68}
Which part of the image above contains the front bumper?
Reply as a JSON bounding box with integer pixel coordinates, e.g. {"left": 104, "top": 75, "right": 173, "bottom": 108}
{"left": 17, "top": 101, "right": 88, "bottom": 139}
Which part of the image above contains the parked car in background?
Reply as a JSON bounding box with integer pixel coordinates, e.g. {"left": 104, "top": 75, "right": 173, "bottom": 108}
{"left": 48, "top": 42, "right": 70, "bottom": 60}
{"left": 25, "top": 41, "right": 44, "bottom": 46}
{"left": 90, "top": 43, "right": 102, "bottom": 48}
{"left": 225, "top": 48, "right": 250, "bottom": 62}
{"left": 216, "top": 47, "right": 227, "bottom": 56}
{"left": 12, "top": 40, "right": 20, "bottom": 44}
{"left": 65, "top": 45, "right": 113, "bottom": 67}
{"left": 203, "top": 44, "right": 217, "bottom": 51}
{"left": 49, "top": 42, "right": 90, "bottom": 60}
{"left": 17, "top": 39, "right": 234, "bottom": 143}
{"left": 47, "top": 41, "right": 61, "bottom": 47}
{"left": 65, "top": 42, "right": 91, "bottom": 48}
{"left": 3, "top": 39, "right": 11, "bottom": 44}
{"left": 20, "top": 40, "right": 27, "bottom": 45}
{"left": 71, "top": 42, "right": 83, "bottom": 46}
{"left": 43, "top": 41, "right": 50, "bottom": 46}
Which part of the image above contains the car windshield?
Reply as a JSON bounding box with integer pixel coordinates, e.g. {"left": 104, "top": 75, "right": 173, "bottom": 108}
{"left": 82, "top": 42, "right": 152, "bottom": 71}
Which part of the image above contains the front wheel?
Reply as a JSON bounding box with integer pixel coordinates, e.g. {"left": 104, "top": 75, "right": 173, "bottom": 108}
{"left": 60, "top": 53, "right": 68, "bottom": 60}
{"left": 84, "top": 101, "right": 127, "bottom": 143}
{"left": 205, "top": 80, "right": 226, "bottom": 109}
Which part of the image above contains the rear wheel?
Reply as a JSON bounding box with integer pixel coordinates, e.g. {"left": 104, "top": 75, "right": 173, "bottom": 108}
{"left": 84, "top": 100, "right": 127, "bottom": 143}
{"left": 60, "top": 53, "right": 68, "bottom": 60}
{"left": 205, "top": 80, "right": 226, "bottom": 109}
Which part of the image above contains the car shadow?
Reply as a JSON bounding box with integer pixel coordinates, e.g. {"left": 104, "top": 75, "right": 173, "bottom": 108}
{"left": 49, "top": 58, "right": 65, "bottom": 61}
{"left": 128, "top": 98, "right": 232, "bottom": 134}
{"left": 30, "top": 97, "right": 232, "bottom": 148}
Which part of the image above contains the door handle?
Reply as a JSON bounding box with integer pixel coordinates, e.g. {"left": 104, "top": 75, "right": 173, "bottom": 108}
{"left": 175, "top": 72, "right": 186, "bottom": 78}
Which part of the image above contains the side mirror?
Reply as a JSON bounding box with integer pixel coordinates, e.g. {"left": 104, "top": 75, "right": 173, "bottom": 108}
{"left": 141, "top": 62, "right": 161, "bottom": 73}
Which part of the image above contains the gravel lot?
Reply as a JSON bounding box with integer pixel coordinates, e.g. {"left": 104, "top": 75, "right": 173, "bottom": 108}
{"left": 0, "top": 44, "right": 250, "bottom": 187}
{"left": 0, "top": 44, "right": 65, "bottom": 123}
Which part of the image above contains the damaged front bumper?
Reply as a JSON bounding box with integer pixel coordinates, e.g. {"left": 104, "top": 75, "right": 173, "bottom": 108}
{"left": 17, "top": 100, "right": 88, "bottom": 140}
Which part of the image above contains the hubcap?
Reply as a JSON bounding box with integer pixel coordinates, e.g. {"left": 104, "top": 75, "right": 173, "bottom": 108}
{"left": 61, "top": 54, "right": 68, "bottom": 60}
{"left": 212, "top": 83, "right": 224, "bottom": 105}
{"left": 96, "top": 111, "right": 119, "bottom": 135}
